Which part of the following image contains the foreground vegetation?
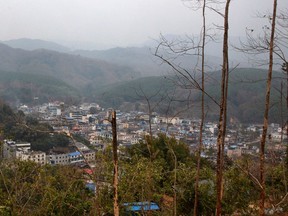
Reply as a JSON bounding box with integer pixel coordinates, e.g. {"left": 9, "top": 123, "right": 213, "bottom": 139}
{"left": 1, "top": 134, "right": 287, "bottom": 215}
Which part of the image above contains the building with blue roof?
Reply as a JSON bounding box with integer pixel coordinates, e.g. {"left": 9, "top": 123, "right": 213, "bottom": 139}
{"left": 68, "top": 151, "right": 84, "bottom": 163}
{"left": 123, "top": 202, "right": 160, "bottom": 215}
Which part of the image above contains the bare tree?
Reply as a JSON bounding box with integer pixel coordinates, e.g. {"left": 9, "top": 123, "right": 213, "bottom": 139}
{"left": 107, "top": 110, "right": 119, "bottom": 216}
{"left": 154, "top": 1, "right": 234, "bottom": 214}
{"left": 258, "top": 1, "right": 278, "bottom": 215}
{"left": 193, "top": 0, "right": 207, "bottom": 215}
{"left": 134, "top": 84, "right": 166, "bottom": 139}
{"left": 215, "top": 1, "right": 231, "bottom": 215}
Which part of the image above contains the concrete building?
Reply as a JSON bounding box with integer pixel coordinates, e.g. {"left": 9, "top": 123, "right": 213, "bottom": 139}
{"left": 2, "top": 140, "right": 46, "bottom": 165}
{"left": 48, "top": 153, "right": 70, "bottom": 165}
{"left": 3, "top": 140, "right": 31, "bottom": 159}
{"left": 19, "top": 151, "right": 46, "bottom": 165}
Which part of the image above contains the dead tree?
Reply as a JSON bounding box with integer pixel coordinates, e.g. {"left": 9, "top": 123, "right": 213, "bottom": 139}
{"left": 258, "top": 1, "right": 278, "bottom": 215}
{"left": 241, "top": 1, "right": 280, "bottom": 214}
{"left": 215, "top": 1, "right": 231, "bottom": 215}
{"left": 155, "top": 1, "right": 233, "bottom": 214}
{"left": 194, "top": 0, "right": 207, "bottom": 215}
{"left": 108, "top": 110, "right": 119, "bottom": 216}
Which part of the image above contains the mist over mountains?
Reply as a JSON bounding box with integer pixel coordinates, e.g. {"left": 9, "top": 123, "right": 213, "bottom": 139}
{"left": 0, "top": 38, "right": 285, "bottom": 123}
{"left": 0, "top": 43, "right": 138, "bottom": 88}
{"left": 2, "top": 38, "right": 71, "bottom": 53}
{"left": 2, "top": 36, "right": 253, "bottom": 72}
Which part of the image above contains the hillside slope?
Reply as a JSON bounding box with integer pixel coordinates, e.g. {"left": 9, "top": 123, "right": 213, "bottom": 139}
{"left": 2, "top": 38, "right": 71, "bottom": 52}
{"left": 0, "top": 71, "right": 80, "bottom": 105}
{"left": 73, "top": 46, "right": 227, "bottom": 77}
{"left": 94, "top": 68, "right": 287, "bottom": 123}
{"left": 0, "top": 44, "right": 139, "bottom": 90}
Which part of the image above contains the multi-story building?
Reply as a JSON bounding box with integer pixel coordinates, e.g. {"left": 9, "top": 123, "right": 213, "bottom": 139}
{"left": 19, "top": 151, "right": 46, "bottom": 165}
{"left": 48, "top": 151, "right": 85, "bottom": 165}
{"left": 2, "top": 140, "right": 46, "bottom": 165}
{"left": 68, "top": 151, "right": 84, "bottom": 164}
{"left": 82, "top": 150, "right": 95, "bottom": 163}
{"left": 3, "top": 140, "right": 31, "bottom": 159}
{"left": 48, "top": 153, "right": 70, "bottom": 165}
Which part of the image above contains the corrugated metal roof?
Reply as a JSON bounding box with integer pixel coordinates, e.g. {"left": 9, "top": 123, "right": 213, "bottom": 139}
{"left": 123, "top": 202, "right": 160, "bottom": 211}
{"left": 68, "top": 151, "right": 81, "bottom": 156}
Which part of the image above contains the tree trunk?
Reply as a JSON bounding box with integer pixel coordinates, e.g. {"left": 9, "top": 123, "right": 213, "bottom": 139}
{"left": 112, "top": 110, "right": 119, "bottom": 216}
{"left": 194, "top": 1, "right": 206, "bottom": 215}
{"left": 259, "top": 0, "right": 277, "bottom": 215}
{"left": 216, "top": 0, "right": 231, "bottom": 215}
{"left": 286, "top": 63, "right": 288, "bottom": 171}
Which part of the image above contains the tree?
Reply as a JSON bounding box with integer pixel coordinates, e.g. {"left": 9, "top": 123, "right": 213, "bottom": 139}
{"left": 222, "top": 162, "right": 259, "bottom": 215}
{"left": 215, "top": 0, "right": 231, "bottom": 215}
{"left": 154, "top": 1, "right": 234, "bottom": 214}
{"left": 258, "top": 1, "right": 278, "bottom": 214}
{"left": 108, "top": 110, "right": 119, "bottom": 216}
{"left": 194, "top": 0, "right": 207, "bottom": 215}
{"left": 89, "top": 106, "right": 98, "bottom": 114}
{"left": 124, "top": 134, "right": 216, "bottom": 215}
{"left": 0, "top": 160, "right": 93, "bottom": 215}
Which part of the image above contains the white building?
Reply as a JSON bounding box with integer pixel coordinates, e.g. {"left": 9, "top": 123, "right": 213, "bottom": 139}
{"left": 48, "top": 153, "right": 70, "bottom": 165}
{"left": 19, "top": 151, "right": 46, "bottom": 165}
{"left": 2, "top": 140, "right": 46, "bottom": 165}
{"left": 47, "top": 150, "right": 85, "bottom": 165}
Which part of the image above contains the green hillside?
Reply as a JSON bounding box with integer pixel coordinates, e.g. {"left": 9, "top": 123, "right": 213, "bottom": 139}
{"left": 94, "top": 68, "right": 287, "bottom": 123}
{"left": 0, "top": 71, "right": 80, "bottom": 105}
{"left": 205, "top": 68, "right": 286, "bottom": 123}
{"left": 0, "top": 44, "right": 140, "bottom": 91}
{"left": 90, "top": 76, "right": 182, "bottom": 110}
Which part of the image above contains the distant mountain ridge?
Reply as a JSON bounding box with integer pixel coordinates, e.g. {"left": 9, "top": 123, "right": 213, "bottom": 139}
{"left": 0, "top": 43, "right": 139, "bottom": 90}
{"left": 1, "top": 38, "right": 253, "bottom": 78}
{"left": 0, "top": 39, "right": 285, "bottom": 123}
{"left": 2, "top": 38, "right": 71, "bottom": 53}
{"left": 73, "top": 47, "right": 168, "bottom": 77}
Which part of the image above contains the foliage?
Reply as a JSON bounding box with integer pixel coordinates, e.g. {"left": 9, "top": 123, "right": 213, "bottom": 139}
{"left": 124, "top": 134, "right": 216, "bottom": 215}
{"left": 0, "top": 103, "right": 70, "bottom": 152}
{"left": 222, "top": 165, "right": 258, "bottom": 215}
{"left": 0, "top": 71, "right": 80, "bottom": 104}
{"left": 0, "top": 132, "right": 287, "bottom": 215}
{"left": 0, "top": 160, "right": 93, "bottom": 215}
{"left": 127, "top": 134, "right": 192, "bottom": 170}
{"left": 72, "top": 133, "right": 91, "bottom": 147}
{"left": 89, "top": 106, "right": 98, "bottom": 114}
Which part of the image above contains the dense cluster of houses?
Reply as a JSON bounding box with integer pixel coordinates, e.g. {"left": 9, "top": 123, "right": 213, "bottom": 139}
{"left": 2, "top": 102, "right": 286, "bottom": 165}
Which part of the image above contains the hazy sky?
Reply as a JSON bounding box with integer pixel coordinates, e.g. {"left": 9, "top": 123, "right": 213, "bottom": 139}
{"left": 0, "top": 0, "right": 285, "bottom": 49}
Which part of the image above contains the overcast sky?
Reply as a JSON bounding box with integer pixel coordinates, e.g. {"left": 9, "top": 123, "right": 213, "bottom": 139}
{"left": 0, "top": 0, "right": 285, "bottom": 49}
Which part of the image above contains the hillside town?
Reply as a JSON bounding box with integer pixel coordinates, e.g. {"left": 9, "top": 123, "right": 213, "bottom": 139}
{"left": 2, "top": 101, "right": 287, "bottom": 167}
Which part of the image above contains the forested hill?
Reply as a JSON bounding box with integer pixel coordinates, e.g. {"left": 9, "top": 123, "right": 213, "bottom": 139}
{"left": 93, "top": 68, "right": 287, "bottom": 123}
{"left": 0, "top": 71, "right": 80, "bottom": 104}
{"left": 0, "top": 42, "right": 286, "bottom": 123}
{"left": 0, "top": 43, "right": 139, "bottom": 90}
